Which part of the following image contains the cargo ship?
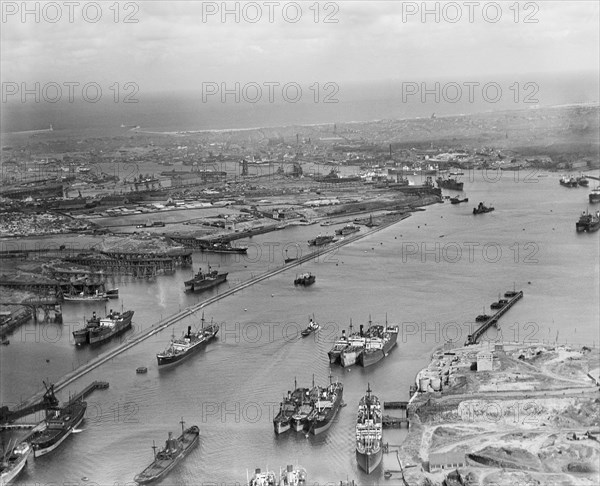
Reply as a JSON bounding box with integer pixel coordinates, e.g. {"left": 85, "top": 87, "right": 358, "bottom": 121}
{"left": 184, "top": 266, "right": 228, "bottom": 292}
{"left": 87, "top": 310, "right": 134, "bottom": 345}
{"left": 355, "top": 385, "right": 383, "bottom": 474}
{"left": 436, "top": 177, "right": 464, "bottom": 191}
{"left": 28, "top": 399, "right": 87, "bottom": 457}
{"left": 133, "top": 420, "right": 199, "bottom": 484}
{"left": 305, "top": 377, "right": 343, "bottom": 435}
{"left": 358, "top": 322, "right": 399, "bottom": 367}
{"left": 273, "top": 381, "right": 309, "bottom": 434}
{"left": 589, "top": 186, "right": 600, "bottom": 203}
{"left": 63, "top": 290, "right": 108, "bottom": 302}
{"left": 72, "top": 312, "right": 101, "bottom": 345}
{"left": 327, "top": 328, "right": 349, "bottom": 364}
{"left": 307, "top": 235, "right": 335, "bottom": 246}
{"left": 575, "top": 210, "right": 600, "bottom": 233}
{"left": 157, "top": 316, "right": 219, "bottom": 366}
{"left": 335, "top": 224, "right": 360, "bottom": 236}
{"left": 199, "top": 241, "right": 248, "bottom": 254}
{"left": 0, "top": 442, "right": 31, "bottom": 485}
{"left": 340, "top": 329, "right": 367, "bottom": 367}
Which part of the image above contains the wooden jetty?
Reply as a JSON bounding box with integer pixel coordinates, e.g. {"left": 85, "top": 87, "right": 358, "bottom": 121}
{"left": 466, "top": 290, "right": 524, "bottom": 345}
{"left": 67, "top": 380, "right": 109, "bottom": 404}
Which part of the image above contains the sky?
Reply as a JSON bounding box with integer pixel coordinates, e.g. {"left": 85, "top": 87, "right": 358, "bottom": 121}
{"left": 1, "top": 0, "right": 599, "bottom": 96}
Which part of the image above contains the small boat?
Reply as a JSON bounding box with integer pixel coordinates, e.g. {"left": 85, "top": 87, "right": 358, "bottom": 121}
{"left": 136, "top": 367, "right": 148, "bottom": 374}
{"left": 105, "top": 288, "right": 119, "bottom": 299}
{"left": 577, "top": 176, "right": 589, "bottom": 187}
{"left": 450, "top": 197, "right": 469, "bottom": 204}
{"left": 134, "top": 420, "right": 199, "bottom": 484}
{"left": 294, "top": 273, "right": 315, "bottom": 286}
{"left": 63, "top": 290, "right": 108, "bottom": 302}
{"left": 490, "top": 298, "right": 508, "bottom": 310}
{"left": 300, "top": 318, "right": 320, "bottom": 337}
{"left": 559, "top": 175, "right": 578, "bottom": 187}
{"left": 473, "top": 202, "right": 494, "bottom": 214}
{"left": 589, "top": 186, "right": 600, "bottom": 203}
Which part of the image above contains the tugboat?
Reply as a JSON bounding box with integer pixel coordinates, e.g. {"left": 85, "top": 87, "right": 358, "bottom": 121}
{"left": 29, "top": 398, "right": 87, "bottom": 457}
{"left": 450, "top": 196, "right": 469, "bottom": 204}
{"left": 278, "top": 464, "right": 307, "bottom": 485}
{"left": 308, "top": 235, "right": 335, "bottom": 246}
{"left": 133, "top": 419, "right": 199, "bottom": 484}
{"left": 577, "top": 176, "right": 589, "bottom": 187}
{"left": 357, "top": 320, "right": 399, "bottom": 367}
{"left": 300, "top": 317, "right": 320, "bottom": 337}
{"left": 355, "top": 384, "right": 383, "bottom": 474}
{"left": 576, "top": 210, "right": 600, "bottom": 233}
{"left": 304, "top": 376, "right": 343, "bottom": 435}
{"left": 247, "top": 468, "right": 277, "bottom": 486}
{"left": 156, "top": 315, "right": 219, "bottom": 366}
{"left": 86, "top": 309, "right": 134, "bottom": 345}
{"left": 184, "top": 266, "right": 228, "bottom": 293}
{"left": 473, "top": 202, "right": 495, "bottom": 214}
{"left": 0, "top": 442, "right": 31, "bottom": 485}
{"left": 294, "top": 273, "right": 315, "bottom": 286}
{"left": 335, "top": 224, "right": 360, "bottom": 236}
{"left": 436, "top": 177, "right": 464, "bottom": 191}
{"left": 589, "top": 186, "right": 600, "bottom": 203}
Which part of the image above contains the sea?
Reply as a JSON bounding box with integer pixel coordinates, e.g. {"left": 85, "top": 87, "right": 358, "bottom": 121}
{"left": 1, "top": 166, "right": 599, "bottom": 485}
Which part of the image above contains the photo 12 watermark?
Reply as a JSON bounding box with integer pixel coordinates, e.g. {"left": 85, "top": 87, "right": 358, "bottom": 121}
{"left": 1, "top": 1, "right": 140, "bottom": 23}
{"left": 201, "top": 82, "right": 339, "bottom": 104}
{"left": 200, "top": 1, "right": 340, "bottom": 24}
{"left": 2, "top": 82, "right": 139, "bottom": 103}
{"left": 399, "top": 1, "right": 540, "bottom": 24}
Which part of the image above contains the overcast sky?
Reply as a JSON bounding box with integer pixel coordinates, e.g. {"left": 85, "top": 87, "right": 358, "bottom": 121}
{"left": 2, "top": 0, "right": 599, "bottom": 93}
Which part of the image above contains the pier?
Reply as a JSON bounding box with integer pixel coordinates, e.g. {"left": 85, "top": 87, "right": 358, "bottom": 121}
{"left": 466, "top": 290, "right": 524, "bottom": 345}
{"left": 66, "top": 380, "right": 109, "bottom": 404}
{"left": 382, "top": 400, "right": 409, "bottom": 428}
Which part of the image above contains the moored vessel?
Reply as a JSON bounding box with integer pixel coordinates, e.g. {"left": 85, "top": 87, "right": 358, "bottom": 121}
{"left": 200, "top": 240, "right": 248, "bottom": 254}
{"left": 589, "top": 186, "right": 600, "bottom": 203}
{"left": 133, "top": 420, "right": 199, "bottom": 484}
{"left": 335, "top": 224, "right": 360, "bottom": 236}
{"left": 28, "top": 399, "right": 87, "bottom": 457}
{"left": 156, "top": 315, "right": 219, "bottom": 366}
{"left": 184, "top": 266, "right": 228, "bottom": 292}
{"left": 355, "top": 384, "right": 383, "bottom": 474}
{"left": 86, "top": 309, "right": 134, "bottom": 345}
{"left": 307, "top": 235, "right": 334, "bottom": 246}
{"left": 327, "top": 328, "right": 349, "bottom": 364}
{"left": 450, "top": 196, "right": 469, "bottom": 204}
{"left": 559, "top": 175, "right": 578, "bottom": 187}
{"left": 436, "top": 177, "right": 464, "bottom": 191}
{"left": 247, "top": 468, "right": 277, "bottom": 486}
{"left": 305, "top": 376, "right": 343, "bottom": 435}
{"left": 0, "top": 442, "right": 31, "bottom": 486}
{"left": 278, "top": 464, "right": 307, "bottom": 485}
{"left": 575, "top": 210, "right": 600, "bottom": 233}
{"left": 358, "top": 322, "right": 399, "bottom": 367}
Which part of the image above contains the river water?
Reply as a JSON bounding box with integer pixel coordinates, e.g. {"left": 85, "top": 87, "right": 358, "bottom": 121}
{"left": 1, "top": 169, "right": 599, "bottom": 485}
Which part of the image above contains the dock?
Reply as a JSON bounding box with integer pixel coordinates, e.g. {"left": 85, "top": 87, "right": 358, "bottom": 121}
{"left": 382, "top": 400, "right": 409, "bottom": 428}
{"left": 466, "top": 290, "right": 524, "bottom": 345}
{"left": 66, "top": 380, "right": 109, "bottom": 404}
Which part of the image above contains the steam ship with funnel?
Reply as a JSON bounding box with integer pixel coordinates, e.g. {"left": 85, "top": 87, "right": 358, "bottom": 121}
{"left": 355, "top": 384, "right": 383, "bottom": 474}
{"left": 133, "top": 419, "right": 199, "bottom": 484}
{"left": 436, "top": 176, "right": 463, "bottom": 190}
{"left": 156, "top": 315, "right": 219, "bottom": 366}
{"left": 273, "top": 379, "right": 309, "bottom": 434}
{"left": 184, "top": 266, "right": 228, "bottom": 292}
{"left": 305, "top": 375, "right": 343, "bottom": 435}
{"left": 73, "top": 309, "right": 134, "bottom": 345}
{"left": 358, "top": 321, "right": 399, "bottom": 367}
{"left": 28, "top": 398, "right": 87, "bottom": 457}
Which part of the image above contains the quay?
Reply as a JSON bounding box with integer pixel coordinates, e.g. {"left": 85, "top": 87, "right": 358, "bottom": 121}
{"left": 465, "top": 290, "right": 524, "bottom": 345}
{"left": 15, "top": 212, "right": 414, "bottom": 407}
{"left": 66, "top": 380, "right": 109, "bottom": 404}
{"left": 383, "top": 400, "right": 409, "bottom": 428}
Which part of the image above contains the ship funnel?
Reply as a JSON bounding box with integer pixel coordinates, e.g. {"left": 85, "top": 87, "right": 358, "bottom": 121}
{"left": 287, "top": 464, "right": 293, "bottom": 472}
{"left": 342, "top": 329, "right": 346, "bottom": 336}
{"left": 255, "top": 468, "right": 261, "bottom": 474}
{"left": 187, "top": 326, "right": 192, "bottom": 337}
{"left": 360, "top": 324, "right": 364, "bottom": 336}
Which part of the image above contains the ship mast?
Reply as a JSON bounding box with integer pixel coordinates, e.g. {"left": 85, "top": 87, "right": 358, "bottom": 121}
{"left": 151, "top": 440, "right": 157, "bottom": 460}
{"left": 180, "top": 417, "right": 185, "bottom": 436}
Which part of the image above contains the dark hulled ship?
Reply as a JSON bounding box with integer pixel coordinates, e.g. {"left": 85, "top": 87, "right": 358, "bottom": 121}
{"left": 28, "top": 399, "right": 87, "bottom": 457}
{"left": 294, "top": 273, "right": 315, "bottom": 286}
{"left": 184, "top": 267, "right": 228, "bottom": 292}
{"left": 473, "top": 202, "right": 495, "bottom": 214}
{"left": 307, "top": 235, "right": 335, "bottom": 246}
{"left": 436, "top": 177, "right": 464, "bottom": 191}
{"left": 357, "top": 323, "right": 399, "bottom": 367}
{"left": 72, "top": 310, "right": 134, "bottom": 345}
{"left": 304, "top": 377, "right": 343, "bottom": 435}
{"left": 335, "top": 224, "right": 360, "bottom": 236}
{"left": 355, "top": 385, "right": 383, "bottom": 474}
{"left": 157, "top": 317, "right": 219, "bottom": 366}
{"left": 133, "top": 420, "right": 199, "bottom": 484}
{"left": 273, "top": 380, "right": 309, "bottom": 434}
{"left": 200, "top": 241, "right": 248, "bottom": 254}
{"left": 576, "top": 210, "right": 600, "bottom": 233}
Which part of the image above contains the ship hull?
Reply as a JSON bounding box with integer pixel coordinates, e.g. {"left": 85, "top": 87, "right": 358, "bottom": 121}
{"left": 157, "top": 330, "right": 218, "bottom": 367}
{"left": 72, "top": 329, "right": 89, "bottom": 345}
{"left": 307, "top": 387, "right": 343, "bottom": 435}
{"left": 273, "top": 419, "right": 291, "bottom": 434}
{"left": 88, "top": 312, "right": 134, "bottom": 345}
{"left": 30, "top": 403, "right": 86, "bottom": 458}
{"left": 327, "top": 350, "right": 342, "bottom": 364}
{"left": 184, "top": 274, "right": 227, "bottom": 292}
{"left": 356, "top": 448, "right": 383, "bottom": 474}
{"left": 359, "top": 333, "right": 398, "bottom": 367}
{"left": 340, "top": 349, "right": 360, "bottom": 367}
{"left": 0, "top": 444, "right": 31, "bottom": 485}
{"left": 134, "top": 427, "right": 199, "bottom": 484}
